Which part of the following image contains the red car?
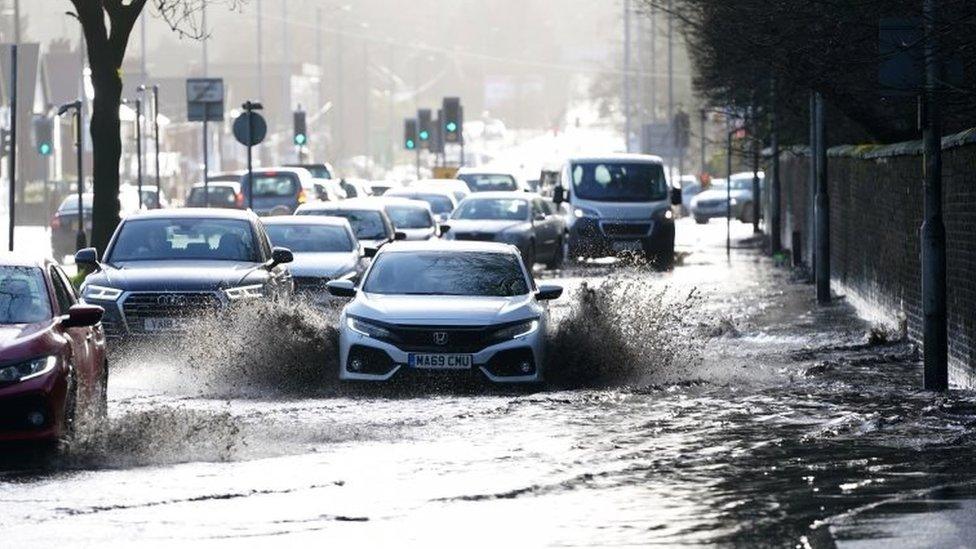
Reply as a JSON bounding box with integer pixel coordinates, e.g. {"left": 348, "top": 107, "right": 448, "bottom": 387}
{"left": 0, "top": 256, "right": 106, "bottom": 446}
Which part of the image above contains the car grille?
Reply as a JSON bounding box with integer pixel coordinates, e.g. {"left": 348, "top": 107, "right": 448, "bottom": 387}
{"left": 376, "top": 323, "right": 513, "bottom": 353}
{"left": 122, "top": 292, "right": 222, "bottom": 333}
{"left": 452, "top": 232, "right": 497, "bottom": 242}
{"left": 601, "top": 223, "right": 652, "bottom": 238}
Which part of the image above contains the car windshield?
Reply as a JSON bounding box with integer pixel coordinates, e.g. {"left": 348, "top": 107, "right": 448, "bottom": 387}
{"left": 571, "top": 162, "right": 668, "bottom": 202}
{"left": 386, "top": 206, "right": 433, "bottom": 229}
{"left": 298, "top": 209, "right": 388, "bottom": 240}
{"left": 266, "top": 224, "right": 354, "bottom": 253}
{"left": 249, "top": 175, "right": 298, "bottom": 197}
{"left": 458, "top": 173, "right": 518, "bottom": 192}
{"left": 187, "top": 186, "right": 238, "bottom": 207}
{"left": 0, "top": 266, "right": 52, "bottom": 324}
{"left": 363, "top": 252, "right": 529, "bottom": 296}
{"left": 108, "top": 218, "right": 258, "bottom": 262}
{"left": 413, "top": 194, "right": 454, "bottom": 214}
{"left": 453, "top": 198, "right": 528, "bottom": 221}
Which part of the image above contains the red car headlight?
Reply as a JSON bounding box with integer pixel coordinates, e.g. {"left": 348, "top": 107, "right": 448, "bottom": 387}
{"left": 0, "top": 356, "right": 57, "bottom": 383}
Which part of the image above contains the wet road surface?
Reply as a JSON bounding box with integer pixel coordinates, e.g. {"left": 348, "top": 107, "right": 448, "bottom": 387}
{"left": 3, "top": 219, "right": 976, "bottom": 547}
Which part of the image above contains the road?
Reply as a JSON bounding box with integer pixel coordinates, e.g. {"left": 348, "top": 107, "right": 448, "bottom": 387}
{"left": 2, "top": 218, "right": 976, "bottom": 547}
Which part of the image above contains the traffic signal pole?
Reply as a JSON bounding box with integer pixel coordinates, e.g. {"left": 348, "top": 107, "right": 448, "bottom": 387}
{"left": 7, "top": 44, "right": 16, "bottom": 251}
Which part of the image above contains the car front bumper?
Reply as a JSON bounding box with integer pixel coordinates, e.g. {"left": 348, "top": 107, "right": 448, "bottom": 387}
{"left": 568, "top": 218, "right": 674, "bottom": 256}
{"left": 337, "top": 321, "right": 546, "bottom": 384}
{"left": 0, "top": 367, "right": 68, "bottom": 443}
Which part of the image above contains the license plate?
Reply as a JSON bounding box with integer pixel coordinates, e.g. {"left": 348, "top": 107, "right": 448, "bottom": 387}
{"left": 611, "top": 240, "right": 642, "bottom": 252}
{"left": 144, "top": 317, "right": 179, "bottom": 332}
{"left": 408, "top": 353, "right": 473, "bottom": 370}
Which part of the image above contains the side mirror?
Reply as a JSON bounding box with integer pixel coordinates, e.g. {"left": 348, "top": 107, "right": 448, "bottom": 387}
{"left": 270, "top": 246, "right": 294, "bottom": 267}
{"left": 61, "top": 304, "right": 103, "bottom": 328}
{"left": 74, "top": 247, "right": 99, "bottom": 268}
{"left": 536, "top": 284, "right": 563, "bottom": 301}
{"left": 552, "top": 186, "right": 565, "bottom": 205}
{"left": 363, "top": 246, "right": 379, "bottom": 258}
{"left": 394, "top": 231, "right": 408, "bottom": 241}
{"left": 439, "top": 223, "right": 451, "bottom": 235}
{"left": 326, "top": 279, "right": 356, "bottom": 298}
{"left": 670, "top": 187, "right": 682, "bottom": 206}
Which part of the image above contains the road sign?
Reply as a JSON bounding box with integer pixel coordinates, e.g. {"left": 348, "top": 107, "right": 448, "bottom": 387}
{"left": 233, "top": 111, "right": 267, "bottom": 146}
{"left": 186, "top": 78, "right": 224, "bottom": 121}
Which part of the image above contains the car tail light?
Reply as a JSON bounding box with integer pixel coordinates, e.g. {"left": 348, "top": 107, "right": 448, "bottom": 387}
{"left": 297, "top": 188, "right": 307, "bottom": 204}
{"left": 50, "top": 214, "right": 61, "bottom": 230}
{"left": 235, "top": 192, "right": 245, "bottom": 208}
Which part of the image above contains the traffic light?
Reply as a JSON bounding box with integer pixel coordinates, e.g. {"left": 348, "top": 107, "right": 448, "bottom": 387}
{"left": 404, "top": 119, "right": 418, "bottom": 150}
{"left": 33, "top": 114, "right": 54, "bottom": 156}
{"left": 417, "top": 109, "right": 432, "bottom": 148}
{"left": 293, "top": 110, "right": 307, "bottom": 146}
{"left": 442, "top": 97, "right": 462, "bottom": 143}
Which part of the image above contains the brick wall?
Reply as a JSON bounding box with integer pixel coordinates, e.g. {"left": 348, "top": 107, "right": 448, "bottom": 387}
{"left": 776, "top": 131, "right": 976, "bottom": 388}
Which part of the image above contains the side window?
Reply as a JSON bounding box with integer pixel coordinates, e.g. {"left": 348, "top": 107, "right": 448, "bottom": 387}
{"left": 49, "top": 267, "right": 75, "bottom": 314}
{"left": 255, "top": 223, "right": 273, "bottom": 259}
{"left": 55, "top": 267, "right": 80, "bottom": 300}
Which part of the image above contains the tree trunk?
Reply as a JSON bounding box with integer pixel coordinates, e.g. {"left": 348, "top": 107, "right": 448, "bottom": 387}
{"left": 88, "top": 65, "right": 123, "bottom": 254}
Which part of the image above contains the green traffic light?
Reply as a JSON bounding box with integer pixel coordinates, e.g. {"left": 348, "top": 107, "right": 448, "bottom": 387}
{"left": 419, "top": 130, "right": 430, "bottom": 140}
{"left": 294, "top": 133, "right": 307, "bottom": 146}
{"left": 446, "top": 121, "right": 457, "bottom": 132}
{"left": 38, "top": 142, "right": 52, "bottom": 156}
{"left": 406, "top": 139, "right": 416, "bottom": 150}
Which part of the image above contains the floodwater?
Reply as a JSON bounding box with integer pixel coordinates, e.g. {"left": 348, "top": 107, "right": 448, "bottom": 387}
{"left": 2, "top": 220, "right": 975, "bottom": 548}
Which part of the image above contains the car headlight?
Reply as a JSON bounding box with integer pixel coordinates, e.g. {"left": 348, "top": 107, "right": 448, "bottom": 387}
{"left": 224, "top": 284, "right": 265, "bottom": 301}
{"left": 347, "top": 317, "right": 393, "bottom": 339}
{"left": 83, "top": 285, "right": 123, "bottom": 301}
{"left": 0, "top": 356, "right": 57, "bottom": 383}
{"left": 574, "top": 206, "right": 599, "bottom": 219}
{"left": 491, "top": 319, "right": 539, "bottom": 340}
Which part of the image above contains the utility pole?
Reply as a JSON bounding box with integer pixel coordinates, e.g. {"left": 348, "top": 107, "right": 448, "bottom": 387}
{"left": 7, "top": 44, "right": 16, "bottom": 251}
{"left": 922, "top": 0, "right": 948, "bottom": 391}
{"left": 649, "top": 4, "right": 657, "bottom": 122}
{"left": 13, "top": 0, "right": 20, "bottom": 44}
{"left": 814, "top": 92, "right": 830, "bottom": 304}
{"left": 256, "top": 0, "right": 263, "bottom": 100}
{"left": 152, "top": 86, "right": 160, "bottom": 207}
{"left": 751, "top": 117, "right": 760, "bottom": 234}
{"left": 134, "top": 98, "right": 143, "bottom": 208}
{"left": 282, "top": 0, "right": 291, "bottom": 121}
{"left": 667, "top": 0, "right": 674, "bottom": 178}
{"left": 807, "top": 92, "right": 817, "bottom": 279}
{"left": 700, "top": 109, "right": 707, "bottom": 175}
{"left": 623, "top": 0, "right": 631, "bottom": 152}
{"left": 726, "top": 124, "right": 732, "bottom": 258}
{"left": 769, "top": 80, "right": 782, "bottom": 254}
{"left": 363, "top": 41, "right": 370, "bottom": 165}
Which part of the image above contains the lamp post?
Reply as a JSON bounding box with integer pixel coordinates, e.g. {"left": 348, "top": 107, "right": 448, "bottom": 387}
{"left": 57, "top": 100, "right": 85, "bottom": 252}
{"left": 122, "top": 98, "right": 144, "bottom": 208}
{"left": 138, "top": 84, "right": 162, "bottom": 208}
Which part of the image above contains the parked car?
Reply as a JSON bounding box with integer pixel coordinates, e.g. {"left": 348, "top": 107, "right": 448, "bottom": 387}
{"left": 185, "top": 181, "right": 244, "bottom": 209}
{"left": 383, "top": 187, "right": 458, "bottom": 223}
{"left": 0, "top": 256, "right": 106, "bottom": 446}
{"left": 410, "top": 179, "right": 471, "bottom": 202}
{"left": 678, "top": 175, "right": 702, "bottom": 215}
{"left": 690, "top": 172, "right": 764, "bottom": 224}
{"left": 554, "top": 154, "right": 679, "bottom": 267}
{"left": 263, "top": 216, "right": 367, "bottom": 294}
{"left": 326, "top": 240, "right": 562, "bottom": 384}
{"left": 444, "top": 192, "right": 567, "bottom": 269}
{"left": 295, "top": 198, "right": 399, "bottom": 249}
{"left": 240, "top": 167, "right": 317, "bottom": 216}
{"left": 456, "top": 167, "right": 526, "bottom": 193}
{"left": 50, "top": 190, "right": 142, "bottom": 262}
{"left": 372, "top": 197, "right": 439, "bottom": 240}
{"left": 76, "top": 208, "right": 294, "bottom": 339}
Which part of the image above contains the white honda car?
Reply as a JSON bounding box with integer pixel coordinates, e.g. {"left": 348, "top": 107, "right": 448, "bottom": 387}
{"left": 327, "top": 240, "right": 562, "bottom": 384}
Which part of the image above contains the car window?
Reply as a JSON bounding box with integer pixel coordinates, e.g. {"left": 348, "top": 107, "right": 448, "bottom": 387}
{"left": 0, "top": 266, "right": 52, "bottom": 323}
{"left": 385, "top": 206, "right": 433, "bottom": 229}
{"left": 298, "top": 209, "right": 389, "bottom": 240}
{"left": 108, "top": 218, "right": 259, "bottom": 262}
{"left": 457, "top": 174, "right": 518, "bottom": 192}
{"left": 363, "top": 252, "right": 529, "bottom": 296}
{"left": 341, "top": 181, "right": 358, "bottom": 198}
{"left": 188, "top": 186, "right": 238, "bottom": 207}
{"left": 49, "top": 266, "right": 75, "bottom": 314}
{"left": 249, "top": 175, "right": 298, "bottom": 197}
{"left": 453, "top": 199, "right": 528, "bottom": 221}
{"left": 266, "top": 224, "right": 355, "bottom": 252}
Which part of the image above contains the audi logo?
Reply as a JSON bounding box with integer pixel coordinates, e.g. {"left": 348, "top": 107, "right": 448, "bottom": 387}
{"left": 157, "top": 294, "right": 188, "bottom": 306}
{"left": 432, "top": 332, "right": 449, "bottom": 345}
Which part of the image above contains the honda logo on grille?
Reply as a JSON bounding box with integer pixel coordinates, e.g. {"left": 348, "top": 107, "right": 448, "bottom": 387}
{"left": 432, "top": 332, "right": 449, "bottom": 345}
{"left": 157, "top": 294, "right": 187, "bottom": 306}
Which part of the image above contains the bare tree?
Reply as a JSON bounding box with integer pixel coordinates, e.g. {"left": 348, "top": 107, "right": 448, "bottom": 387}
{"left": 67, "top": 0, "right": 238, "bottom": 253}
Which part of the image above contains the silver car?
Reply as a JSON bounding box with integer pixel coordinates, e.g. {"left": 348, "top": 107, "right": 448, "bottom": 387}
{"left": 443, "top": 192, "right": 567, "bottom": 269}
{"left": 327, "top": 241, "right": 562, "bottom": 385}
{"left": 690, "top": 172, "right": 765, "bottom": 224}
{"left": 371, "top": 197, "right": 440, "bottom": 241}
{"left": 263, "top": 216, "right": 368, "bottom": 294}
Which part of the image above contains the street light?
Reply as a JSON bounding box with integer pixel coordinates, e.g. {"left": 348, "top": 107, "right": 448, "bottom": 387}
{"left": 138, "top": 84, "right": 161, "bottom": 209}
{"left": 121, "top": 97, "right": 144, "bottom": 208}
{"left": 57, "top": 100, "right": 85, "bottom": 252}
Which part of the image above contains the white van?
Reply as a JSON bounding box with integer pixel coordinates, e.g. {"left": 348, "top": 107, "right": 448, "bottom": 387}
{"left": 553, "top": 153, "right": 680, "bottom": 267}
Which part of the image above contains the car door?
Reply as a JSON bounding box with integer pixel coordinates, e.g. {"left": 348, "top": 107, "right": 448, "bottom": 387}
{"left": 48, "top": 266, "right": 96, "bottom": 392}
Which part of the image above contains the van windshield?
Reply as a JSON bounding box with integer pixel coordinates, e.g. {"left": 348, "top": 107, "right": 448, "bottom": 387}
{"left": 571, "top": 162, "right": 668, "bottom": 202}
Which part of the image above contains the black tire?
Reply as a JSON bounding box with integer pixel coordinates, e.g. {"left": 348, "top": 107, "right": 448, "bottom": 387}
{"left": 545, "top": 236, "right": 567, "bottom": 270}
{"left": 694, "top": 216, "right": 708, "bottom": 225}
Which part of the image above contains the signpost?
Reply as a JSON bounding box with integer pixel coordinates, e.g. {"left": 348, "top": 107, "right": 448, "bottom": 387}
{"left": 186, "top": 78, "right": 224, "bottom": 207}
{"left": 233, "top": 101, "right": 267, "bottom": 211}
